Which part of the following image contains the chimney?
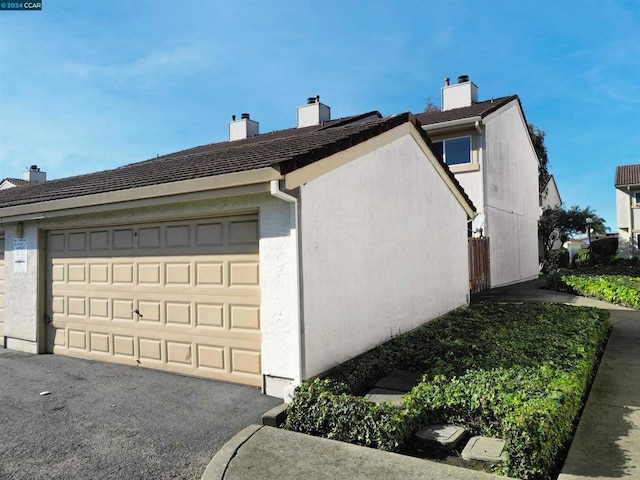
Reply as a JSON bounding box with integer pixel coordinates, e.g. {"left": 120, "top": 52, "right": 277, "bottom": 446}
{"left": 23, "top": 165, "right": 46, "bottom": 182}
{"left": 297, "top": 95, "right": 330, "bottom": 128}
{"left": 441, "top": 74, "right": 478, "bottom": 111}
{"left": 229, "top": 113, "right": 259, "bottom": 141}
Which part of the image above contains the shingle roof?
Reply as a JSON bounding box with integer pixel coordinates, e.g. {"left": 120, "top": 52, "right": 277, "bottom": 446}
{"left": 615, "top": 164, "right": 640, "bottom": 186}
{"left": 414, "top": 95, "right": 518, "bottom": 125}
{"left": 0, "top": 112, "right": 474, "bottom": 213}
{"left": 0, "top": 178, "right": 29, "bottom": 187}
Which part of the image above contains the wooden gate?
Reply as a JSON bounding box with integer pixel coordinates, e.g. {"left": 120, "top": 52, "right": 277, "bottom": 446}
{"left": 469, "top": 237, "right": 490, "bottom": 294}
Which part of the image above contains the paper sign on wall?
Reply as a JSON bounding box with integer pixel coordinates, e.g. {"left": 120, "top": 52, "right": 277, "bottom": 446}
{"left": 14, "top": 238, "right": 27, "bottom": 273}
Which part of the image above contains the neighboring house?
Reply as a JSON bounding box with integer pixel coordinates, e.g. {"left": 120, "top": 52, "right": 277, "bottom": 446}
{"left": 615, "top": 164, "right": 640, "bottom": 258}
{"left": 0, "top": 165, "right": 47, "bottom": 190}
{"left": 540, "top": 174, "right": 562, "bottom": 212}
{"left": 539, "top": 174, "right": 563, "bottom": 257}
{"left": 414, "top": 76, "right": 540, "bottom": 288}
{"left": 564, "top": 234, "right": 616, "bottom": 265}
{"left": 0, "top": 103, "right": 474, "bottom": 398}
{"left": 0, "top": 178, "right": 28, "bottom": 190}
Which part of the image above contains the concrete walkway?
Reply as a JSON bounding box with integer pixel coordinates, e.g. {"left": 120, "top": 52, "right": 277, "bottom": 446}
{"left": 202, "top": 279, "right": 640, "bottom": 480}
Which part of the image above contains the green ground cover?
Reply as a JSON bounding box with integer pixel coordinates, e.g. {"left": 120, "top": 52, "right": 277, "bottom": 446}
{"left": 548, "top": 263, "right": 640, "bottom": 309}
{"left": 285, "top": 303, "right": 611, "bottom": 480}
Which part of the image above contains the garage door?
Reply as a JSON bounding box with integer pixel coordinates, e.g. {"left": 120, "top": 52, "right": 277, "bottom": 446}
{"left": 46, "top": 215, "right": 262, "bottom": 387}
{"left": 0, "top": 233, "right": 5, "bottom": 339}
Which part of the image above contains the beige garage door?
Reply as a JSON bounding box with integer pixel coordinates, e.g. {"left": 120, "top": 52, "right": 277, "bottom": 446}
{"left": 0, "top": 233, "right": 5, "bottom": 339}
{"left": 46, "top": 215, "right": 262, "bottom": 387}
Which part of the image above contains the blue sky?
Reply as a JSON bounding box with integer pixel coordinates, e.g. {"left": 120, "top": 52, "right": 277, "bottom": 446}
{"left": 1, "top": 0, "right": 639, "bottom": 230}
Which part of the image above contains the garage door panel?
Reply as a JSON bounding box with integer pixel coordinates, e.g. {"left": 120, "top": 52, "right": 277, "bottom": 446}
{"left": 231, "top": 348, "right": 261, "bottom": 375}
{"left": 113, "top": 334, "right": 135, "bottom": 357}
{"left": 89, "top": 332, "right": 110, "bottom": 353}
{"left": 68, "top": 329, "right": 87, "bottom": 350}
{"left": 47, "top": 215, "right": 262, "bottom": 387}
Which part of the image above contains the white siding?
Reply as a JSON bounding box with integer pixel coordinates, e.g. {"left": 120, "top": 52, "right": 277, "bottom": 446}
{"left": 299, "top": 134, "right": 470, "bottom": 379}
{"left": 483, "top": 102, "right": 540, "bottom": 287}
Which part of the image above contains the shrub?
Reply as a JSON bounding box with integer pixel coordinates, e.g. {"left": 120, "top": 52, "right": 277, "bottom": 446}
{"left": 542, "top": 248, "right": 569, "bottom": 272}
{"left": 590, "top": 237, "right": 618, "bottom": 265}
{"left": 285, "top": 304, "right": 611, "bottom": 480}
{"left": 575, "top": 248, "right": 590, "bottom": 267}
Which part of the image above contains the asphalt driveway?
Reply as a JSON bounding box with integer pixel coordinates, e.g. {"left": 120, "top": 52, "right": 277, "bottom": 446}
{"left": 0, "top": 349, "right": 281, "bottom": 480}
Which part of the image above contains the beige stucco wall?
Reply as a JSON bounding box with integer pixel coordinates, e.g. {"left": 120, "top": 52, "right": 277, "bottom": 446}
{"left": 1, "top": 191, "right": 300, "bottom": 397}
{"left": 299, "top": 133, "right": 470, "bottom": 379}
{"left": 482, "top": 102, "right": 540, "bottom": 287}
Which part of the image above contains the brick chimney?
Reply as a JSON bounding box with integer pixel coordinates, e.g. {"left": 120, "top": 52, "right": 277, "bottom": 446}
{"left": 441, "top": 75, "right": 478, "bottom": 111}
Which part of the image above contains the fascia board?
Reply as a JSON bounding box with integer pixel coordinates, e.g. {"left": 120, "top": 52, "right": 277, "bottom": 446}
{"left": 0, "top": 167, "right": 281, "bottom": 224}
{"left": 422, "top": 116, "right": 482, "bottom": 133}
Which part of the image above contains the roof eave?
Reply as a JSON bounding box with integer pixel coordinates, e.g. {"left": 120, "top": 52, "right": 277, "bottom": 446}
{"left": 0, "top": 167, "right": 282, "bottom": 223}
{"left": 422, "top": 116, "right": 483, "bottom": 133}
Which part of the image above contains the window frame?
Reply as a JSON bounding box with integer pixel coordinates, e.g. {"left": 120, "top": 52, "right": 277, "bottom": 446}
{"left": 432, "top": 135, "right": 472, "bottom": 166}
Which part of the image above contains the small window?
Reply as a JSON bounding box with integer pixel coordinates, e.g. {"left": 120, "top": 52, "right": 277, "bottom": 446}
{"left": 634, "top": 192, "right": 640, "bottom": 206}
{"left": 432, "top": 137, "right": 472, "bottom": 166}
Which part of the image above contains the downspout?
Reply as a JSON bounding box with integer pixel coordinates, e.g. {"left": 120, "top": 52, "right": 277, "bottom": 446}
{"left": 629, "top": 186, "right": 635, "bottom": 257}
{"left": 270, "top": 179, "right": 304, "bottom": 393}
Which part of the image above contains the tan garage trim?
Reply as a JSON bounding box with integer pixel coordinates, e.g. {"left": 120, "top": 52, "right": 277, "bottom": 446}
{"left": 46, "top": 214, "right": 262, "bottom": 387}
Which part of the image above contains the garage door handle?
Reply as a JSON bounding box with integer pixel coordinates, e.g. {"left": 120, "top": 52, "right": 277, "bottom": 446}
{"left": 131, "top": 309, "right": 143, "bottom": 318}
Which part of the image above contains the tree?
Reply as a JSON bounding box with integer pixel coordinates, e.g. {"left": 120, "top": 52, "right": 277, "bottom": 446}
{"left": 539, "top": 205, "right": 607, "bottom": 258}
{"left": 528, "top": 124, "right": 551, "bottom": 194}
{"left": 424, "top": 96, "right": 439, "bottom": 112}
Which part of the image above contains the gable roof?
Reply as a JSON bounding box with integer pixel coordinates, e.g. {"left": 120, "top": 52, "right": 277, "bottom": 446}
{"left": 615, "top": 164, "right": 640, "bottom": 187}
{"left": 0, "top": 112, "right": 473, "bottom": 213}
{"left": 414, "top": 95, "right": 518, "bottom": 125}
{"left": 0, "top": 178, "right": 29, "bottom": 189}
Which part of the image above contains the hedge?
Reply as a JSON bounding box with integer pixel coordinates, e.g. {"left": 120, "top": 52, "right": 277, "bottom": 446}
{"left": 285, "top": 304, "right": 611, "bottom": 480}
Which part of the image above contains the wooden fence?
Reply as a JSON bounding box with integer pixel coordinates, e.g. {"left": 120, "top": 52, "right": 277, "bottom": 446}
{"left": 469, "top": 237, "right": 490, "bottom": 294}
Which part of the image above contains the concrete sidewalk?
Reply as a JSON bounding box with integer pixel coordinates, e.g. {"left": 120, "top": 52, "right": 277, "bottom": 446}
{"left": 202, "top": 424, "right": 509, "bottom": 480}
{"left": 202, "top": 279, "right": 640, "bottom": 480}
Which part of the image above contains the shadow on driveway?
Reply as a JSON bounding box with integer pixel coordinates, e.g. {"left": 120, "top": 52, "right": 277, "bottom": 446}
{"left": 0, "top": 349, "right": 281, "bottom": 480}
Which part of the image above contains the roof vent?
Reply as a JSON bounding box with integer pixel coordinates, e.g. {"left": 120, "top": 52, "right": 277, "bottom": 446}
{"left": 297, "top": 95, "right": 330, "bottom": 128}
{"left": 23, "top": 164, "right": 46, "bottom": 182}
{"left": 229, "top": 113, "right": 259, "bottom": 141}
{"left": 441, "top": 75, "right": 478, "bottom": 111}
